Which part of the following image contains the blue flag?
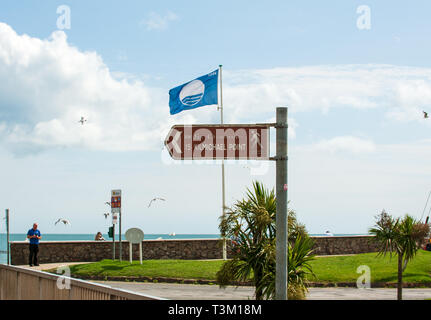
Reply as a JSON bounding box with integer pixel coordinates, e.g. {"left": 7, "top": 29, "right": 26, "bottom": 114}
{"left": 169, "top": 70, "right": 218, "bottom": 115}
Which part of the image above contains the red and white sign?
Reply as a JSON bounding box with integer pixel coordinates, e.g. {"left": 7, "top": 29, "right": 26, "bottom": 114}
{"left": 112, "top": 212, "right": 118, "bottom": 225}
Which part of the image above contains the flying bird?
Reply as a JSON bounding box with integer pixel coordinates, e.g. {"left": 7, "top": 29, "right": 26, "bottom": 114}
{"left": 424, "top": 111, "right": 428, "bottom": 119}
{"left": 55, "top": 218, "right": 71, "bottom": 226}
{"left": 148, "top": 197, "right": 166, "bottom": 208}
{"left": 78, "top": 117, "right": 87, "bottom": 125}
{"left": 103, "top": 213, "right": 110, "bottom": 219}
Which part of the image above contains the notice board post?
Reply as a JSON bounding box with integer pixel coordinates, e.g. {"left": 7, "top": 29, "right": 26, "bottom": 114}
{"left": 111, "top": 190, "right": 122, "bottom": 261}
{"left": 275, "top": 107, "right": 288, "bottom": 300}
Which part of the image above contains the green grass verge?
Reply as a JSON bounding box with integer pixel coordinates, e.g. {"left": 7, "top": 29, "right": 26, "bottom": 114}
{"left": 66, "top": 259, "right": 226, "bottom": 280}
{"left": 51, "top": 250, "right": 431, "bottom": 285}
{"left": 307, "top": 250, "right": 431, "bottom": 284}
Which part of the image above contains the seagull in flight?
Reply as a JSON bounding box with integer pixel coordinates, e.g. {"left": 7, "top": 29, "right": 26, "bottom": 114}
{"left": 78, "top": 116, "right": 87, "bottom": 125}
{"left": 55, "top": 218, "right": 71, "bottom": 226}
{"left": 424, "top": 111, "right": 428, "bottom": 119}
{"left": 103, "top": 213, "right": 110, "bottom": 219}
{"left": 148, "top": 197, "right": 166, "bottom": 208}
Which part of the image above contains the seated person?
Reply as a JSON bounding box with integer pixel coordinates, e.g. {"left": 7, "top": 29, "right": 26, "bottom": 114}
{"left": 94, "top": 232, "right": 105, "bottom": 241}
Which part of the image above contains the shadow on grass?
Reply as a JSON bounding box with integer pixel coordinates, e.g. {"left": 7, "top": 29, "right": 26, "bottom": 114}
{"left": 101, "top": 265, "right": 124, "bottom": 271}
{"left": 373, "top": 271, "right": 431, "bottom": 284}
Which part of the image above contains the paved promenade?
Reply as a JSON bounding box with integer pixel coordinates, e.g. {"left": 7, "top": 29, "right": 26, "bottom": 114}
{"left": 93, "top": 280, "right": 431, "bottom": 300}
{"left": 19, "top": 262, "right": 90, "bottom": 271}
{"left": 18, "top": 263, "right": 431, "bottom": 300}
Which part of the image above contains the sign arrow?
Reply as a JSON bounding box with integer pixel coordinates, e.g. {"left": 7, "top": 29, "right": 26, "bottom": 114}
{"left": 164, "top": 124, "right": 270, "bottom": 160}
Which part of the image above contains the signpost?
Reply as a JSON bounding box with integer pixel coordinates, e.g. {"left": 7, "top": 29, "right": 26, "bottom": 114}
{"left": 110, "top": 214, "right": 117, "bottom": 260}
{"left": 125, "top": 228, "right": 145, "bottom": 264}
{"left": 164, "top": 107, "right": 288, "bottom": 300}
{"left": 275, "top": 108, "right": 288, "bottom": 300}
{"left": 164, "top": 124, "right": 270, "bottom": 261}
{"left": 164, "top": 124, "right": 270, "bottom": 160}
{"left": 112, "top": 212, "right": 118, "bottom": 225}
{"left": 111, "top": 190, "right": 122, "bottom": 261}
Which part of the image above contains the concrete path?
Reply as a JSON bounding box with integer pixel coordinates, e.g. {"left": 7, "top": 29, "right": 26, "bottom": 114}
{"left": 307, "top": 288, "right": 431, "bottom": 300}
{"left": 92, "top": 281, "right": 255, "bottom": 300}
{"left": 92, "top": 281, "right": 431, "bottom": 300}
{"left": 15, "top": 263, "right": 431, "bottom": 300}
{"left": 18, "top": 262, "right": 91, "bottom": 271}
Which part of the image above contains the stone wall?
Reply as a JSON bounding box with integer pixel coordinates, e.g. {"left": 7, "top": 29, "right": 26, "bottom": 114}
{"left": 311, "top": 235, "right": 379, "bottom": 255}
{"left": 10, "top": 236, "right": 380, "bottom": 265}
{"left": 10, "top": 239, "right": 231, "bottom": 265}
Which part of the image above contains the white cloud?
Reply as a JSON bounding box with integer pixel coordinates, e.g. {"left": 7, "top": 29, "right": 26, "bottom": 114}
{"left": 140, "top": 11, "right": 179, "bottom": 31}
{"left": 2, "top": 22, "right": 431, "bottom": 155}
{"left": 223, "top": 65, "right": 431, "bottom": 124}
{"left": 313, "top": 136, "right": 376, "bottom": 154}
{"left": 0, "top": 22, "right": 192, "bottom": 153}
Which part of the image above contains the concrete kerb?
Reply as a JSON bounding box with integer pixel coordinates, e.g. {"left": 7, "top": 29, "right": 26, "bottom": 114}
{"left": 68, "top": 275, "right": 431, "bottom": 289}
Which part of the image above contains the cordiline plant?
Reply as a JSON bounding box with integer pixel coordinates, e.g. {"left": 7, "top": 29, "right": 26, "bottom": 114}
{"left": 217, "top": 181, "right": 315, "bottom": 300}
{"left": 369, "top": 210, "right": 430, "bottom": 300}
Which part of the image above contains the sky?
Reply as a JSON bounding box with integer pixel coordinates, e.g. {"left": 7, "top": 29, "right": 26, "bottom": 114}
{"left": 1, "top": 0, "right": 431, "bottom": 235}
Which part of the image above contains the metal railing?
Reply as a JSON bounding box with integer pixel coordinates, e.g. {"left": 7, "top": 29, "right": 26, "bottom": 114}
{"left": 0, "top": 264, "right": 164, "bottom": 300}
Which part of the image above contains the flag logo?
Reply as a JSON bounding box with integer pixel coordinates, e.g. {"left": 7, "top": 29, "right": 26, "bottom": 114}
{"left": 169, "top": 69, "right": 218, "bottom": 115}
{"left": 179, "top": 80, "right": 205, "bottom": 106}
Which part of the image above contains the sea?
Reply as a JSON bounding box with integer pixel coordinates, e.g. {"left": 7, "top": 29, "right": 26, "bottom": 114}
{"left": 0, "top": 233, "right": 365, "bottom": 264}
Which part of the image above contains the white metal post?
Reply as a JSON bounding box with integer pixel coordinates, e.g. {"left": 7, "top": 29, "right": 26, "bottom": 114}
{"left": 119, "top": 208, "right": 122, "bottom": 262}
{"left": 129, "top": 242, "right": 132, "bottom": 264}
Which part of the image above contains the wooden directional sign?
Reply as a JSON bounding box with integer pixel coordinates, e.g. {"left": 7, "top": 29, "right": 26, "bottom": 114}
{"left": 164, "top": 124, "right": 270, "bottom": 160}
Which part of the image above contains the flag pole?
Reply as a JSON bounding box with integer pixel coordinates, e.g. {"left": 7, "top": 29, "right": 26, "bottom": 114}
{"left": 219, "top": 64, "right": 227, "bottom": 260}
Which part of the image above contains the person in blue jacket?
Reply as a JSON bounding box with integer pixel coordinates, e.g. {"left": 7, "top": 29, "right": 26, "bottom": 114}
{"left": 27, "top": 223, "right": 42, "bottom": 266}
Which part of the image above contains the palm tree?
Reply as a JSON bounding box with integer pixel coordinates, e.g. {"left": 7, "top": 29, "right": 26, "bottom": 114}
{"left": 217, "top": 181, "right": 275, "bottom": 300}
{"left": 217, "top": 181, "right": 314, "bottom": 300}
{"left": 369, "top": 210, "right": 430, "bottom": 300}
{"left": 257, "top": 234, "right": 316, "bottom": 299}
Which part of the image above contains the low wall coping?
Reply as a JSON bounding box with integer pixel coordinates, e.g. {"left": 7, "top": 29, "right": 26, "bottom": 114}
{"left": 311, "top": 235, "right": 373, "bottom": 238}
{"left": 10, "top": 238, "right": 224, "bottom": 244}
{"left": 10, "top": 235, "right": 373, "bottom": 244}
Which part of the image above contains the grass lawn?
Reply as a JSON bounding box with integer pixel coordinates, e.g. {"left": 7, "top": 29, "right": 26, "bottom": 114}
{"left": 308, "top": 250, "right": 431, "bottom": 284}
{"left": 56, "top": 250, "right": 431, "bottom": 285}
{"left": 66, "top": 259, "right": 226, "bottom": 281}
